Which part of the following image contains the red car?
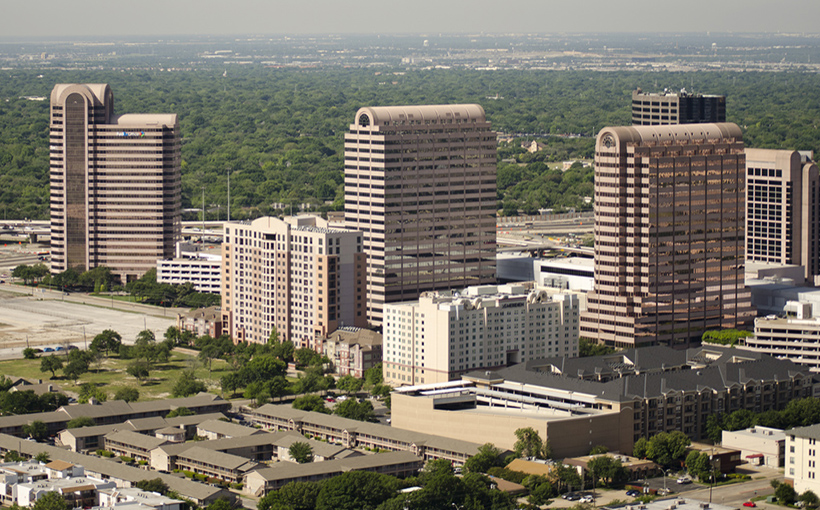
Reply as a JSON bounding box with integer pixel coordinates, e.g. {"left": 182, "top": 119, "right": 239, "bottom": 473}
{"left": 743, "top": 502, "right": 756, "bottom": 507}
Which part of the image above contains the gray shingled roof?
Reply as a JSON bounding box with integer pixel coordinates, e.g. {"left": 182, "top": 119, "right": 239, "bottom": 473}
{"left": 272, "top": 431, "right": 353, "bottom": 459}
{"left": 104, "top": 429, "right": 168, "bottom": 451}
{"left": 463, "top": 345, "right": 815, "bottom": 402}
{"left": 254, "top": 405, "right": 482, "bottom": 456}
{"left": 197, "top": 419, "right": 263, "bottom": 438}
{"left": 788, "top": 424, "right": 820, "bottom": 440}
{"left": 177, "top": 446, "right": 259, "bottom": 472}
{"left": 0, "top": 432, "right": 229, "bottom": 504}
{"left": 249, "top": 451, "right": 421, "bottom": 482}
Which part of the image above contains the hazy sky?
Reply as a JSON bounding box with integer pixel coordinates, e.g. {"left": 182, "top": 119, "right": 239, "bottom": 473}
{"left": 4, "top": 0, "right": 820, "bottom": 38}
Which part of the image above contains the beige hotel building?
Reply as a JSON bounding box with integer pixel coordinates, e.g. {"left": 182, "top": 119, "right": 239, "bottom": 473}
{"left": 49, "top": 84, "right": 180, "bottom": 281}
{"left": 344, "top": 104, "right": 497, "bottom": 326}
{"left": 221, "top": 215, "right": 367, "bottom": 347}
{"left": 745, "top": 149, "right": 820, "bottom": 283}
{"left": 580, "top": 123, "right": 754, "bottom": 348}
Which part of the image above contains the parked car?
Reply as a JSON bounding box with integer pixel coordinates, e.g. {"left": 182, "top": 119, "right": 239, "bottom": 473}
{"left": 564, "top": 493, "right": 581, "bottom": 501}
{"left": 43, "top": 347, "right": 54, "bottom": 352}
{"left": 677, "top": 477, "right": 692, "bottom": 484}
{"left": 626, "top": 490, "right": 641, "bottom": 497}
{"left": 325, "top": 397, "right": 336, "bottom": 403}
{"left": 55, "top": 346, "right": 64, "bottom": 351}
{"left": 658, "top": 488, "right": 673, "bottom": 496}
{"left": 743, "top": 503, "right": 756, "bottom": 508}
{"left": 580, "top": 495, "right": 594, "bottom": 503}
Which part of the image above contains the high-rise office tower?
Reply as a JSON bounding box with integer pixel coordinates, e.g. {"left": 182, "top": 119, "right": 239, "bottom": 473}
{"left": 221, "top": 215, "right": 367, "bottom": 347}
{"left": 632, "top": 88, "right": 726, "bottom": 126}
{"left": 344, "top": 104, "right": 497, "bottom": 326}
{"left": 746, "top": 149, "right": 820, "bottom": 283}
{"left": 49, "top": 84, "right": 180, "bottom": 282}
{"left": 579, "top": 123, "right": 754, "bottom": 348}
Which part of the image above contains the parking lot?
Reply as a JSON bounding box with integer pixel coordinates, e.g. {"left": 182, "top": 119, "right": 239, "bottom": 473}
{"left": 0, "top": 287, "right": 175, "bottom": 356}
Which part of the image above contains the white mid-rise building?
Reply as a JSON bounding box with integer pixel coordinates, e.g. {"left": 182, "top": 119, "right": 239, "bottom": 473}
{"left": 787, "top": 424, "right": 820, "bottom": 494}
{"left": 383, "top": 283, "right": 580, "bottom": 387}
{"left": 157, "top": 242, "right": 222, "bottom": 294}
{"left": 741, "top": 301, "right": 820, "bottom": 372}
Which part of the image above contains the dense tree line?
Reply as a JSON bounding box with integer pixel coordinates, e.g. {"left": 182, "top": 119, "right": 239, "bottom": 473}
{"left": 2, "top": 69, "right": 820, "bottom": 219}
{"left": 705, "top": 397, "right": 820, "bottom": 442}
{"left": 258, "top": 458, "right": 515, "bottom": 510}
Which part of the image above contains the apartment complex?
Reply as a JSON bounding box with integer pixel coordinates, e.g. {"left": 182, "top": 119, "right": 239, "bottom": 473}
{"left": 344, "top": 104, "right": 497, "bottom": 326}
{"left": 632, "top": 88, "right": 726, "bottom": 126}
{"left": 49, "top": 84, "right": 180, "bottom": 281}
{"left": 320, "top": 327, "right": 382, "bottom": 378}
{"left": 221, "top": 215, "right": 367, "bottom": 346}
{"left": 580, "top": 123, "right": 754, "bottom": 348}
{"left": 746, "top": 149, "right": 820, "bottom": 283}
{"left": 383, "top": 283, "right": 579, "bottom": 387}
{"left": 391, "top": 345, "right": 818, "bottom": 458}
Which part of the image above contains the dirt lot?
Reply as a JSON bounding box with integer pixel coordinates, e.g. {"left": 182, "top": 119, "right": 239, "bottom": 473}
{"left": 0, "top": 287, "right": 176, "bottom": 354}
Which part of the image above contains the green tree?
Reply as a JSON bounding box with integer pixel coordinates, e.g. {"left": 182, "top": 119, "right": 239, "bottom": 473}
{"left": 336, "top": 374, "right": 364, "bottom": 395}
{"left": 292, "top": 395, "right": 330, "bottom": 414}
{"left": 271, "top": 340, "right": 295, "bottom": 363}
{"left": 645, "top": 431, "right": 691, "bottom": 467}
{"left": 587, "top": 455, "right": 629, "bottom": 487}
{"left": 258, "top": 481, "right": 320, "bottom": 510}
{"left": 23, "top": 348, "right": 37, "bottom": 360}
{"left": 22, "top": 420, "right": 48, "bottom": 441}
{"left": 800, "top": 491, "right": 820, "bottom": 509}
{"left": 294, "top": 348, "right": 322, "bottom": 368}
{"left": 40, "top": 355, "right": 63, "bottom": 378}
{"left": 34, "top": 452, "right": 50, "bottom": 463}
{"left": 114, "top": 387, "right": 140, "bottom": 402}
{"left": 268, "top": 326, "right": 280, "bottom": 344}
{"left": 3, "top": 450, "right": 23, "bottom": 462}
{"left": 464, "top": 443, "right": 504, "bottom": 474}
{"left": 63, "top": 359, "right": 90, "bottom": 383}
{"left": 579, "top": 338, "right": 616, "bottom": 357}
{"left": 205, "top": 499, "right": 233, "bottom": 510}
{"left": 514, "top": 427, "right": 546, "bottom": 459}
{"left": 315, "top": 470, "right": 400, "bottom": 510}
{"left": 90, "top": 330, "right": 122, "bottom": 357}
{"left": 685, "top": 451, "right": 712, "bottom": 482}
{"left": 589, "top": 445, "right": 609, "bottom": 455}
{"left": 288, "top": 441, "right": 314, "bottom": 464}
{"left": 364, "top": 362, "right": 383, "bottom": 387}
{"left": 171, "top": 370, "right": 206, "bottom": 397}
{"left": 333, "top": 399, "right": 376, "bottom": 422}
{"left": 78, "top": 383, "right": 107, "bottom": 403}
{"left": 32, "top": 491, "right": 69, "bottom": 510}
{"left": 127, "top": 361, "right": 150, "bottom": 383}
{"left": 633, "top": 437, "right": 649, "bottom": 458}
{"left": 776, "top": 483, "right": 797, "bottom": 505}
{"left": 166, "top": 407, "right": 195, "bottom": 418}
{"left": 135, "top": 478, "right": 170, "bottom": 495}
{"left": 66, "top": 416, "right": 95, "bottom": 428}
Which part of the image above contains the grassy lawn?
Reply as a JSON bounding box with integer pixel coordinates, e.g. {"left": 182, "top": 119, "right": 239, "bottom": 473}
{"left": 1, "top": 351, "right": 233, "bottom": 401}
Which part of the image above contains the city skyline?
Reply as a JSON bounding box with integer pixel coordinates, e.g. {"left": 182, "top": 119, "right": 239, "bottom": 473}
{"left": 2, "top": 0, "right": 820, "bottom": 38}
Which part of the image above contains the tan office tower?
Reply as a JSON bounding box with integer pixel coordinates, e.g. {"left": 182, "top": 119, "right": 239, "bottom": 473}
{"left": 344, "top": 105, "right": 497, "bottom": 326}
{"left": 579, "top": 123, "right": 754, "bottom": 348}
{"left": 745, "top": 149, "right": 820, "bottom": 283}
{"left": 221, "top": 215, "right": 367, "bottom": 347}
{"left": 49, "top": 84, "right": 180, "bottom": 282}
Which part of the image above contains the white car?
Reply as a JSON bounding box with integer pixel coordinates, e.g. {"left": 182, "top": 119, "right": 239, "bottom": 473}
{"left": 580, "top": 495, "right": 594, "bottom": 503}
{"left": 677, "top": 477, "right": 692, "bottom": 484}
